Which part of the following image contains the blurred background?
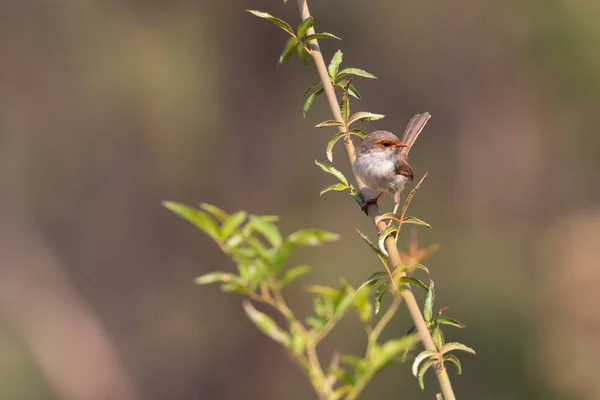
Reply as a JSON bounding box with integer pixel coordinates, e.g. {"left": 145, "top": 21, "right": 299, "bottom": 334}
{"left": 1, "top": 0, "right": 599, "bottom": 399}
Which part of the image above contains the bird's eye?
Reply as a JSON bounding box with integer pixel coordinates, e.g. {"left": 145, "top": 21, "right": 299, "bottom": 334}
{"left": 381, "top": 142, "right": 391, "bottom": 148}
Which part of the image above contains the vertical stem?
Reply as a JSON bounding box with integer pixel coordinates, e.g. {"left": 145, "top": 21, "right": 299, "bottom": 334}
{"left": 295, "top": 1, "right": 457, "bottom": 399}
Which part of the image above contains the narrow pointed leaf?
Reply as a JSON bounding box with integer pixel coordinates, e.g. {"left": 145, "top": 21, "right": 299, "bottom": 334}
{"left": 336, "top": 80, "right": 361, "bottom": 99}
{"left": 243, "top": 301, "right": 292, "bottom": 346}
{"left": 412, "top": 349, "right": 439, "bottom": 377}
{"left": 378, "top": 225, "right": 398, "bottom": 256}
{"left": 416, "top": 263, "right": 430, "bottom": 274}
{"left": 340, "top": 81, "right": 350, "bottom": 121}
{"left": 375, "top": 281, "right": 389, "bottom": 314}
{"left": 304, "top": 32, "right": 341, "bottom": 41}
{"left": 303, "top": 88, "right": 324, "bottom": 116}
{"left": 443, "top": 354, "right": 462, "bottom": 375}
{"left": 356, "top": 229, "right": 392, "bottom": 271}
{"left": 279, "top": 265, "right": 311, "bottom": 286}
{"left": 437, "top": 394, "right": 444, "bottom": 400}
{"left": 417, "top": 357, "right": 439, "bottom": 390}
{"left": 440, "top": 342, "right": 476, "bottom": 356}
{"left": 297, "top": 16, "right": 314, "bottom": 38}
{"left": 199, "top": 203, "right": 229, "bottom": 222}
{"left": 328, "top": 50, "right": 343, "bottom": 78}
{"left": 375, "top": 212, "right": 403, "bottom": 225}
{"left": 336, "top": 67, "right": 377, "bottom": 79}
{"left": 163, "top": 202, "right": 220, "bottom": 241}
{"left": 320, "top": 183, "right": 349, "bottom": 195}
{"left": 279, "top": 37, "right": 299, "bottom": 65}
{"left": 357, "top": 271, "right": 387, "bottom": 292}
{"left": 247, "top": 10, "right": 295, "bottom": 36}
{"left": 315, "top": 120, "right": 345, "bottom": 128}
{"left": 348, "top": 111, "right": 386, "bottom": 125}
{"left": 296, "top": 43, "right": 308, "bottom": 65}
{"left": 249, "top": 215, "right": 282, "bottom": 248}
{"left": 315, "top": 160, "right": 348, "bottom": 185}
{"left": 432, "top": 325, "right": 445, "bottom": 349}
{"left": 424, "top": 280, "right": 435, "bottom": 322}
{"left": 302, "top": 81, "right": 321, "bottom": 99}
{"left": 287, "top": 229, "right": 340, "bottom": 246}
{"left": 370, "top": 335, "right": 420, "bottom": 372}
{"left": 326, "top": 132, "right": 346, "bottom": 162}
{"left": 402, "top": 216, "right": 432, "bottom": 229}
{"left": 350, "top": 129, "right": 367, "bottom": 139}
{"left": 398, "top": 276, "right": 428, "bottom": 292}
{"left": 220, "top": 211, "right": 247, "bottom": 240}
{"left": 195, "top": 272, "right": 237, "bottom": 285}
{"left": 437, "top": 317, "right": 466, "bottom": 329}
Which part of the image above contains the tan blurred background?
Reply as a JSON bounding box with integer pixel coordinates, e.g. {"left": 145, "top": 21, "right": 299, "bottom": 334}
{"left": 1, "top": 0, "right": 599, "bottom": 399}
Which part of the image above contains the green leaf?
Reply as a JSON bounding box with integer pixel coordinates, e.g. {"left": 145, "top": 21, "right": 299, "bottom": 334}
{"left": 296, "top": 42, "right": 308, "bottom": 65}
{"left": 315, "top": 120, "right": 345, "bottom": 128}
{"left": 287, "top": 229, "right": 340, "bottom": 246}
{"left": 443, "top": 354, "right": 462, "bottom": 375}
{"left": 336, "top": 80, "right": 361, "bottom": 99}
{"left": 417, "top": 357, "right": 439, "bottom": 390}
{"left": 401, "top": 172, "right": 428, "bottom": 215}
{"left": 302, "top": 81, "right": 321, "bottom": 99}
{"left": 437, "top": 394, "right": 444, "bottom": 400}
{"left": 340, "top": 81, "right": 350, "bottom": 121}
{"left": 314, "top": 160, "right": 348, "bottom": 185}
{"left": 356, "top": 229, "right": 392, "bottom": 272}
{"left": 333, "top": 284, "right": 356, "bottom": 315}
{"left": 375, "top": 212, "right": 403, "bottom": 225}
{"left": 328, "top": 50, "right": 343, "bottom": 78}
{"left": 243, "top": 301, "right": 292, "bottom": 346}
{"left": 370, "top": 335, "right": 420, "bottom": 372}
{"left": 326, "top": 132, "right": 346, "bottom": 162}
{"left": 402, "top": 216, "right": 432, "bottom": 229}
{"left": 331, "top": 385, "right": 353, "bottom": 400}
{"left": 306, "top": 316, "right": 326, "bottom": 330}
{"left": 378, "top": 225, "right": 398, "bottom": 256}
{"left": 336, "top": 67, "right": 377, "bottom": 79}
{"left": 347, "top": 111, "right": 386, "bottom": 125}
{"left": 220, "top": 282, "right": 250, "bottom": 294}
{"left": 249, "top": 215, "right": 283, "bottom": 248}
{"left": 297, "top": 16, "right": 314, "bottom": 38}
{"left": 306, "top": 285, "right": 339, "bottom": 298}
{"left": 195, "top": 272, "right": 237, "bottom": 285}
{"left": 304, "top": 32, "right": 341, "bottom": 41}
{"left": 279, "top": 265, "right": 311, "bottom": 286}
{"left": 320, "top": 183, "right": 349, "bottom": 195}
{"left": 375, "top": 282, "right": 389, "bottom": 314}
{"left": 398, "top": 276, "right": 429, "bottom": 292}
{"left": 163, "top": 201, "right": 220, "bottom": 241}
{"left": 303, "top": 88, "right": 324, "bottom": 116}
{"left": 350, "top": 129, "right": 367, "bottom": 139}
{"left": 220, "top": 211, "right": 247, "bottom": 240}
{"left": 424, "top": 280, "right": 435, "bottom": 323}
{"left": 412, "top": 349, "right": 439, "bottom": 377}
{"left": 279, "top": 37, "right": 299, "bottom": 66}
{"left": 199, "top": 203, "right": 229, "bottom": 222}
{"left": 440, "top": 342, "right": 476, "bottom": 356}
{"left": 354, "top": 286, "right": 373, "bottom": 323}
{"left": 247, "top": 10, "right": 295, "bottom": 36}
{"left": 416, "top": 263, "right": 430, "bottom": 274}
{"left": 432, "top": 325, "right": 445, "bottom": 349}
{"left": 437, "top": 317, "right": 466, "bottom": 329}
{"left": 357, "top": 271, "right": 387, "bottom": 292}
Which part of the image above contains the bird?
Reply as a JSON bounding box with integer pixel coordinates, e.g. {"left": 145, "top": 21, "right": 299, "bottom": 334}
{"left": 352, "top": 112, "right": 431, "bottom": 216}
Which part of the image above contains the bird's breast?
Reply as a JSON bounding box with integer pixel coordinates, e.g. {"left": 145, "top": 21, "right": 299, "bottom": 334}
{"left": 353, "top": 152, "right": 406, "bottom": 193}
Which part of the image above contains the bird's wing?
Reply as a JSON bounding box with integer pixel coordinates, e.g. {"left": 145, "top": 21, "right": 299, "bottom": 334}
{"left": 394, "top": 154, "right": 414, "bottom": 181}
{"left": 400, "top": 112, "right": 431, "bottom": 156}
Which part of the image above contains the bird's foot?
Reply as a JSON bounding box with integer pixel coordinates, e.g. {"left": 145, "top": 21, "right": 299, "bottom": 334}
{"left": 360, "top": 192, "right": 383, "bottom": 215}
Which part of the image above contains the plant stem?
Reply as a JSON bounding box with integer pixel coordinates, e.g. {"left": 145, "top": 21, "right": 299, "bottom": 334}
{"left": 295, "top": 1, "right": 457, "bottom": 398}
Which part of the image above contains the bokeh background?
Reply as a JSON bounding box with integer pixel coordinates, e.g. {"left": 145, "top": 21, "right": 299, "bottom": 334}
{"left": 1, "top": 0, "right": 599, "bottom": 399}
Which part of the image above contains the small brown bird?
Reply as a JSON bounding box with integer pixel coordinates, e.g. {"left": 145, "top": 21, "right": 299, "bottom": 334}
{"left": 352, "top": 113, "right": 431, "bottom": 215}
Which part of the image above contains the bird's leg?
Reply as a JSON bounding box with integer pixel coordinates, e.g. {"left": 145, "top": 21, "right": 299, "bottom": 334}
{"left": 361, "top": 192, "right": 383, "bottom": 214}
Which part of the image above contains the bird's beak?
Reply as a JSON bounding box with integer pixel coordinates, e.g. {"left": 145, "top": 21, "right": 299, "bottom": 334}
{"left": 394, "top": 142, "right": 409, "bottom": 148}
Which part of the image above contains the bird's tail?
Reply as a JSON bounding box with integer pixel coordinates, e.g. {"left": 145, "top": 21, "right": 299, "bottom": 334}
{"left": 400, "top": 112, "right": 431, "bottom": 156}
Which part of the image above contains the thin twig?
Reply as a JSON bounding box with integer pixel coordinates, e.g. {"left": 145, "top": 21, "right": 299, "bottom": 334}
{"left": 295, "top": 1, "right": 457, "bottom": 399}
